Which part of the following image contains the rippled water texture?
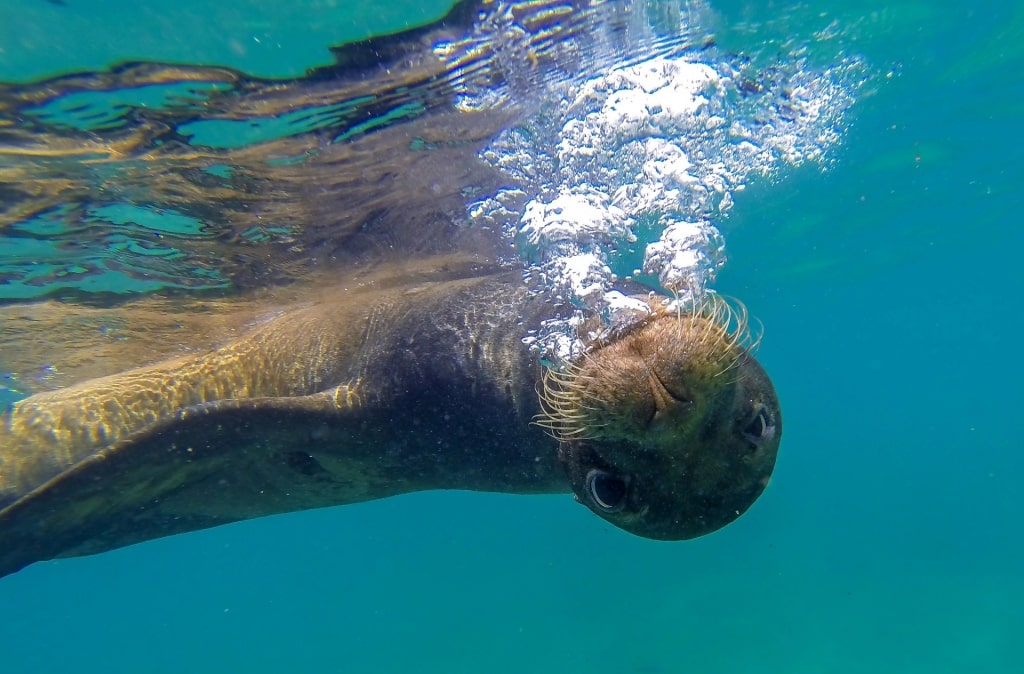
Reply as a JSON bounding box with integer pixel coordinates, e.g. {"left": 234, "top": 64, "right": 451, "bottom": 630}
{"left": 0, "top": 0, "right": 863, "bottom": 373}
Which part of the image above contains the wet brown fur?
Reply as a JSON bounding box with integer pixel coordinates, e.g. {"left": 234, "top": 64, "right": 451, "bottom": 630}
{"left": 536, "top": 293, "right": 760, "bottom": 443}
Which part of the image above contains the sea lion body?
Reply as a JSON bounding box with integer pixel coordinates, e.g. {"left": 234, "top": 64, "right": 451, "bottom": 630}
{"left": 0, "top": 267, "right": 782, "bottom": 578}
{"left": 0, "top": 272, "right": 561, "bottom": 576}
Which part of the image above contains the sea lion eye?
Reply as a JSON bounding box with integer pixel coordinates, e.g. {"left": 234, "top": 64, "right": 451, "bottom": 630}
{"left": 742, "top": 405, "right": 775, "bottom": 446}
{"left": 585, "top": 469, "right": 628, "bottom": 513}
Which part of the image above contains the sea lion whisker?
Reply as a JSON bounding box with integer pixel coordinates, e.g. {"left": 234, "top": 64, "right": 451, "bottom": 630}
{"left": 712, "top": 359, "right": 741, "bottom": 379}
{"left": 667, "top": 287, "right": 684, "bottom": 325}
{"left": 536, "top": 385, "right": 577, "bottom": 401}
{"left": 546, "top": 370, "right": 581, "bottom": 385}
{"left": 711, "top": 367, "right": 744, "bottom": 386}
{"left": 558, "top": 426, "right": 595, "bottom": 436}
{"left": 545, "top": 411, "right": 581, "bottom": 423}
{"left": 539, "top": 404, "right": 576, "bottom": 419}
{"left": 531, "top": 414, "right": 597, "bottom": 441}
{"left": 533, "top": 423, "right": 576, "bottom": 441}
{"left": 702, "top": 322, "right": 722, "bottom": 348}
{"left": 746, "top": 317, "right": 764, "bottom": 353}
{"left": 691, "top": 294, "right": 761, "bottom": 356}
{"left": 542, "top": 386, "right": 568, "bottom": 398}
{"left": 556, "top": 417, "right": 589, "bottom": 426}
{"left": 543, "top": 378, "right": 580, "bottom": 392}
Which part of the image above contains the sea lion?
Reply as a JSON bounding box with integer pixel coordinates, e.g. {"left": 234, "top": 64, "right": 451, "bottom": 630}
{"left": 0, "top": 262, "right": 781, "bottom": 578}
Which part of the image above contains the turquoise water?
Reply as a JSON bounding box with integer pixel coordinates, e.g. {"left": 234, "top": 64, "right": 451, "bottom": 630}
{"left": 2, "top": 2, "right": 1022, "bottom": 673}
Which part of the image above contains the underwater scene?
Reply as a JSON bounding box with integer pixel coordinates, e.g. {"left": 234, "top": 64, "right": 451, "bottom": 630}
{"left": 1, "top": 1, "right": 1022, "bottom": 672}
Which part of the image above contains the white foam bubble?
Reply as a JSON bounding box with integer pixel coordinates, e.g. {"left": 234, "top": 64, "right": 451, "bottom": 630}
{"left": 468, "top": 21, "right": 862, "bottom": 366}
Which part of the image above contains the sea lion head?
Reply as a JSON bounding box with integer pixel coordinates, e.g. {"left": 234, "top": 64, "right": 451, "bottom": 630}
{"left": 539, "top": 295, "right": 781, "bottom": 540}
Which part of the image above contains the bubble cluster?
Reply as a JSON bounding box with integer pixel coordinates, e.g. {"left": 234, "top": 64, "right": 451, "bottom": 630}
{"left": 470, "top": 48, "right": 862, "bottom": 365}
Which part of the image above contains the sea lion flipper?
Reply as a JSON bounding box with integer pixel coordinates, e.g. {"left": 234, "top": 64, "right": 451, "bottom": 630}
{"left": 0, "top": 388, "right": 387, "bottom": 579}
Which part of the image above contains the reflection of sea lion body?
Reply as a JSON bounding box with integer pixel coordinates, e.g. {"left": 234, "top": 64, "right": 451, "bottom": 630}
{"left": 0, "top": 269, "right": 781, "bottom": 578}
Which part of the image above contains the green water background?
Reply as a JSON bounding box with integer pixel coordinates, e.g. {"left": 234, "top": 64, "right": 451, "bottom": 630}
{"left": 1, "top": 1, "right": 1022, "bottom": 672}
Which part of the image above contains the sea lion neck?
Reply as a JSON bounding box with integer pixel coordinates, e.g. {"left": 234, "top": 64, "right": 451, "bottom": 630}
{"left": 327, "top": 274, "right": 569, "bottom": 494}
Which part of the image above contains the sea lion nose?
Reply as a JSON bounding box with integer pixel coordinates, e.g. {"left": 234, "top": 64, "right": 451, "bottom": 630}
{"left": 645, "top": 370, "right": 693, "bottom": 433}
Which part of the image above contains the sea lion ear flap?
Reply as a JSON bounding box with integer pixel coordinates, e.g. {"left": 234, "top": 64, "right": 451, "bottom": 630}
{"left": 0, "top": 387, "right": 368, "bottom": 580}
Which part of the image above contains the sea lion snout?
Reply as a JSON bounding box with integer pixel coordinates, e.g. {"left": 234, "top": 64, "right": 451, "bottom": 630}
{"left": 541, "top": 298, "right": 782, "bottom": 540}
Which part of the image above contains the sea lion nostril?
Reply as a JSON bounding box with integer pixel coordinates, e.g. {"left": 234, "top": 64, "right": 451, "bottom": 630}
{"left": 585, "top": 469, "right": 627, "bottom": 513}
{"left": 651, "top": 370, "right": 689, "bottom": 405}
